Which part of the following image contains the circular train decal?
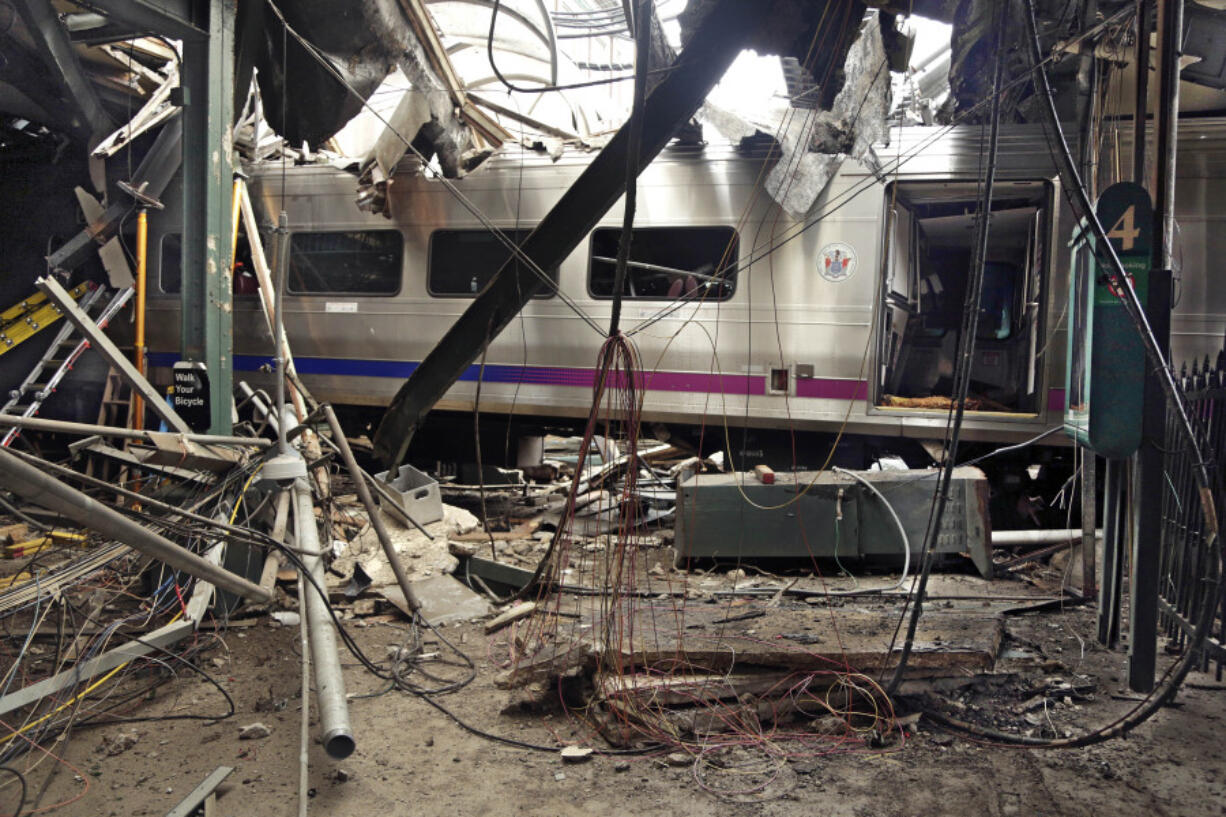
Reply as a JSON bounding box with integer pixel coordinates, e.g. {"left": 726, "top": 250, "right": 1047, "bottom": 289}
{"left": 818, "top": 242, "right": 856, "bottom": 282}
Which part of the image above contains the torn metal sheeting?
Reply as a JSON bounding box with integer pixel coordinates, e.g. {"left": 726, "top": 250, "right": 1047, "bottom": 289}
{"left": 91, "top": 64, "right": 180, "bottom": 158}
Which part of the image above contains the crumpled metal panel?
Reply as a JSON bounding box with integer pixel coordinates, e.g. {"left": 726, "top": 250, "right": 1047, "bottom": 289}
{"left": 250, "top": 0, "right": 412, "bottom": 148}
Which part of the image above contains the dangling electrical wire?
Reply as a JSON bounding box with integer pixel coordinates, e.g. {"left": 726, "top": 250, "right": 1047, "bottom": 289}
{"left": 607, "top": 0, "right": 652, "bottom": 338}
{"left": 901, "top": 0, "right": 1222, "bottom": 750}
{"left": 885, "top": 0, "right": 1011, "bottom": 696}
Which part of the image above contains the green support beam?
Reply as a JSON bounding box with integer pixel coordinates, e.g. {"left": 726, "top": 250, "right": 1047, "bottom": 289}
{"left": 179, "top": 0, "right": 235, "bottom": 434}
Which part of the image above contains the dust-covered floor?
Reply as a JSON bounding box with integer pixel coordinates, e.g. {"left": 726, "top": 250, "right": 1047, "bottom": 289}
{"left": 23, "top": 598, "right": 1226, "bottom": 817}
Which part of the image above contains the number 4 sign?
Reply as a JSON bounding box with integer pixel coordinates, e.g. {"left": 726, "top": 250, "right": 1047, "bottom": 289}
{"left": 1106, "top": 203, "right": 1142, "bottom": 252}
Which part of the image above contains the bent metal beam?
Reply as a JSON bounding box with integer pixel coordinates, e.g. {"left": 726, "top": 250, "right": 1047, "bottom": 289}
{"left": 372, "top": 0, "right": 763, "bottom": 469}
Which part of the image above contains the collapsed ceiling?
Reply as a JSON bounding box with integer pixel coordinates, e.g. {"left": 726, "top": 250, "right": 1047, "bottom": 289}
{"left": 2, "top": 1, "right": 1226, "bottom": 216}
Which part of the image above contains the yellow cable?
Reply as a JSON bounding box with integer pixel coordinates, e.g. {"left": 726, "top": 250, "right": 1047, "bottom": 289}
{"left": 1, "top": 462, "right": 263, "bottom": 746}
{"left": 0, "top": 611, "right": 184, "bottom": 746}
{"left": 229, "top": 463, "right": 264, "bottom": 525}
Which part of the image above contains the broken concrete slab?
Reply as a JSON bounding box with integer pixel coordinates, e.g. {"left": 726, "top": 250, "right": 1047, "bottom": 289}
{"left": 377, "top": 574, "right": 491, "bottom": 625}
{"left": 330, "top": 503, "right": 478, "bottom": 589}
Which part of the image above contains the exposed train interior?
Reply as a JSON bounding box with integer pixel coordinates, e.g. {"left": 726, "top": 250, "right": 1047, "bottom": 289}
{"left": 877, "top": 180, "right": 1051, "bottom": 414}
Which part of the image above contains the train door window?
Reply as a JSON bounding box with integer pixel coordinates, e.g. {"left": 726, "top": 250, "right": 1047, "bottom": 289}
{"left": 427, "top": 228, "right": 557, "bottom": 297}
{"left": 288, "top": 230, "right": 402, "bottom": 295}
{"left": 876, "top": 180, "right": 1050, "bottom": 414}
{"left": 588, "top": 226, "right": 738, "bottom": 300}
{"left": 160, "top": 233, "right": 181, "bottom": 293}
{"left": 159, "top": 232, "right": 256, "bottom": 296}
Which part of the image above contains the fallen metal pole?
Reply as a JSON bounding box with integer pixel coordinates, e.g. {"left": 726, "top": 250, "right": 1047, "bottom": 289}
{"left": 0, "top": 445, "right": 272, "bottom": 603}
{"left": 0, "top": 413, "right": 271, "bottom": 448}
{"left": 991, "top": 529, "right": 1103, "bottom": 546}
{"left": 311, "top": 431, "right": 432, "bottom": 539}
{"left": 37, "top": 275, "right": 191, "bottom": 434}
{"left": 291, "top": 478, "right": 355, "bottom": 759}
{"left": 321, "top": 404, "right": 423, "bottom": 613}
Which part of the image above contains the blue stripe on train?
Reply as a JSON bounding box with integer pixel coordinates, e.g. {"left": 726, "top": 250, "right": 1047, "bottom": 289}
{"left": 147, "top": 353, "right": 574, "bottom": 386}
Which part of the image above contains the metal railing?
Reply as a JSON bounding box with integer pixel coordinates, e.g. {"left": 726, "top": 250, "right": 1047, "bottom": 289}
{"left": 1159, "top": 343, "right": 1226, "bottom": 678}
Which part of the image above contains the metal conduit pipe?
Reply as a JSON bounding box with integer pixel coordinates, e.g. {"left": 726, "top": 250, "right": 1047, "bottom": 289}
{"left": 291, "top": 478, "right": 355, "bottom": 759}
{"left": 991, "top": 529, "right": 1103, "bottom": 547}
{"left": 0, "top": 445, "right": 272, "bottom": 603}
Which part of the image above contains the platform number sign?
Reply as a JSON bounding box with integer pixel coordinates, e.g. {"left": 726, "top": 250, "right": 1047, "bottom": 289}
{"left": 1106, "top": 205, "right": 1142, "bottom": 251}
{"left": 1065, "top": 182, "right": 1153, "bottom": 458}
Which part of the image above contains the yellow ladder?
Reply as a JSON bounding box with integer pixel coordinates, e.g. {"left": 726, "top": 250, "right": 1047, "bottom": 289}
{"left": 0, "top": 282, "right": 90, "bottom": 357}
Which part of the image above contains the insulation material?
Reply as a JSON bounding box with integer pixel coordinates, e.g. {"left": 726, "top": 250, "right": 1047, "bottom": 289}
{"left": 764, "top": 14, "right": 891, "bottom": 219}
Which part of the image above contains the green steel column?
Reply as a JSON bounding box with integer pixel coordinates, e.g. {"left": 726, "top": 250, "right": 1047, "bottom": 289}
{"left": 180, "top": 0, "right": 234, "bottom": 434}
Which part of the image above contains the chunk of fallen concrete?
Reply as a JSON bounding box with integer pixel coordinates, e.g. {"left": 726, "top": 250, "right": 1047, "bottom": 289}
{"left": 485, "top": 601, "right": 537, "bottom": 634}
{"left": 560, "top": 746, "right": 593, "bottom": 763}
{"left": 103, "top": 731, "right": 138, "bottom": 756}
{"left": 239, "top": 722, "right": 272, "bottom": 740}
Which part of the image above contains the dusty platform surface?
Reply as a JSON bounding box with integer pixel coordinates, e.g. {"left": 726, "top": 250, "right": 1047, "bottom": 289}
{"left": 24, "top": 601, "right": 1226, "bottom": 817}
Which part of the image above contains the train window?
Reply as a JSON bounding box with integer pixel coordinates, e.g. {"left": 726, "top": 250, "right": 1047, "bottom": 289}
{"left": 588, "top": 226, "right": 738, "bottom": 300}
{"left": 288, "top": 230, "right": 402, "bottom": 295}
{"left": 427, "top": 229, "right": 557, "bottom": 297}
{"left": 160, "top": 233, "right": 257, "bottom": 296}
{"left": 877, "top": 180, "right": 1050, "bottom": 414}
{"left": 160, "top": 233, "right": 181, "bottom": 293}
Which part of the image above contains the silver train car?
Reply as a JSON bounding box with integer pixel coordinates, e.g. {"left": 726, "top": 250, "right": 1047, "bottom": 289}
{"left": 143, "top": 121, "right": 1226, "bottom": 460}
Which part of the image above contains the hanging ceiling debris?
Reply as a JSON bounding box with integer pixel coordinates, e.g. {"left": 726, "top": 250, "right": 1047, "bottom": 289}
{"left": 700, "top": 9, "right": 896, "bottom": 219}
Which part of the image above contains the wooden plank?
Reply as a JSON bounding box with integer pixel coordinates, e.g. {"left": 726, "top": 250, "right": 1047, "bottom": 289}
{"left": 485, "top": 601, "right": 537, "bottom": 634}
{"left": 598, "top": 669, "right": 799, "bottom": 707}
{"left": 602, "top": 602, "right": 1004, "bottom": 677}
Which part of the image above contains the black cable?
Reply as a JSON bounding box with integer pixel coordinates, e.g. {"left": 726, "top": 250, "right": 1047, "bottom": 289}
{"left": 76, "top": 634, "right": 236, "bottom": 725}
{"left": 895, "top": 0, "right": 1223, "bottom": 749}
{"left": 1019, "top": 0, "right": 1215, "bottom": 510}
{"left": 412, "top": 685, "right": 660, "bottom": 756}
{"left": 607, "top": 0, "right": 651, "bottom": 337}
{"left": 0, "top": 764, "right": 25, "bottom": 817}
{"left": 887, "top": 0, "right": 1011, "bottom": 696}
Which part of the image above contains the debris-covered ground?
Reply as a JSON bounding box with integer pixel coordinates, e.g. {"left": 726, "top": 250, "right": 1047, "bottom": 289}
{"left": 3, "top": 434, "right": 1224, "bottom": 817}
{"left": 25, "top": 599, "right": 1226, "bottom": 817}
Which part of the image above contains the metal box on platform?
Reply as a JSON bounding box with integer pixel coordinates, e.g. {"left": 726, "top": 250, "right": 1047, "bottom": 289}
{"left": 372, "top": 463, "right": 444, "bottom": 525}
{"left": 674, "top": 467, "right": 992, "bottom": 577}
